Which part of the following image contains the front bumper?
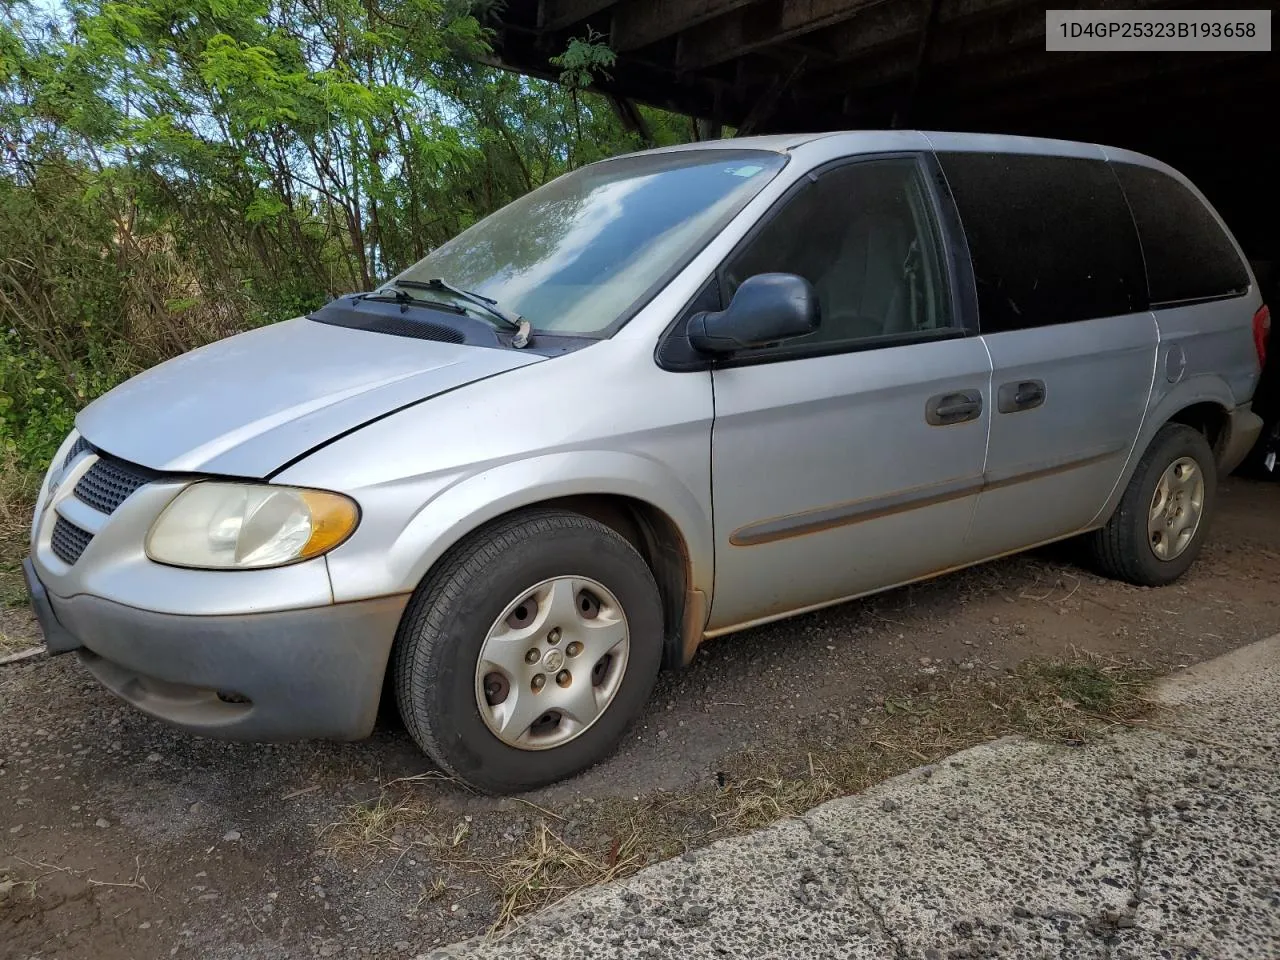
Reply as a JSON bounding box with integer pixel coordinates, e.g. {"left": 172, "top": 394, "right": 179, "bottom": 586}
{"left": 24, "top": 558, "right": 407, "bottom": 741}
{"left": 23, "top": 557, "right": 80, "bottom": 654}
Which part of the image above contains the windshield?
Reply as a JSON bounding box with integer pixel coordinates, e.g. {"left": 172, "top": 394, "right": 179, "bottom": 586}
{"left": 393, "top": 150, "right": 788, "bottom": 335}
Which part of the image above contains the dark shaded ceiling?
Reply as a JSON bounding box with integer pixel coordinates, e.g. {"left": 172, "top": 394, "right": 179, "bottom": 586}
{"left": 483, "top": 0, "right": 1279, "bottom": 263}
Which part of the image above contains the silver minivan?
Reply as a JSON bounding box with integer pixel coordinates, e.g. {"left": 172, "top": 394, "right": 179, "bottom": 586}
{"left": 25, "top": 131, "right": 1271, "bottom": 793}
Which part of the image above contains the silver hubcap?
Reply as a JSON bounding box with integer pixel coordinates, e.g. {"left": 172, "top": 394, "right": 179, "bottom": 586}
{"left": 475, "top": 576, "right": 629, "bottom": 750}
{"left": 1147, "top": 456, "right": 1205, "bottom": 561}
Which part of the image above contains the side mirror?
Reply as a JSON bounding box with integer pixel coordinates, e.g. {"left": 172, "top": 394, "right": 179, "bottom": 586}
{"left": 687, "top": 273, "right": 820, "bottom": 354}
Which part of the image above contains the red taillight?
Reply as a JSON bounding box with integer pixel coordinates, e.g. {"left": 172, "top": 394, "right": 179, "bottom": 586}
{"left": 1254, "top": 304, "right": 1271, "bottom": 369}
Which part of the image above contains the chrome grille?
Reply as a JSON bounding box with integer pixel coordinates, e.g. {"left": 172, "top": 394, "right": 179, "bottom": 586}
{"left": 49, "top": 451, "right": 163, "bottom": 566}
{"left": 73, "top": 456, "right": 156, "bottom": 516}
{"left": 51, "top": 516, "right": 93, "bottom": 566}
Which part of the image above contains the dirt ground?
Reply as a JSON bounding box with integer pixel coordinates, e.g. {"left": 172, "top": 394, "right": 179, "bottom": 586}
{"left": 2, "top": 477, "right": 1278, "bottom": 960}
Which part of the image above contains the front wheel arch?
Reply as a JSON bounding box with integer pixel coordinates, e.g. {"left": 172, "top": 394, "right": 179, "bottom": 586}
{"left": 377, "top": 492, "right": 702, "bottom": 727}
{"left": 526, "top": 495, "right": 695, "bottom": 669}
{"left": 390, "top": 507, "right": 665, "bottom": 793}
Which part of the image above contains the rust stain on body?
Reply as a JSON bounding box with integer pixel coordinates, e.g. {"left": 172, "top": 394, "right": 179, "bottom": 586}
{"left": 728, "top": 448, "right": 1124, "bottom": 548}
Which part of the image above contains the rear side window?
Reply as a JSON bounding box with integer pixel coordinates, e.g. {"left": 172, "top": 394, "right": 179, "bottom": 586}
{"left": 1112, "top": 162, "right": 1250, "bottom": 306}
{"left": 938, "top": 152, "right": 1148, "bottom": 333}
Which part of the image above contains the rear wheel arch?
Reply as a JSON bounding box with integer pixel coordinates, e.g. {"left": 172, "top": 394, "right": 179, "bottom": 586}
{"left": 1092, "top": 383, "right": 1237, "bottom": 530}
{"left": 1167, "top": 400, "right": 1232, "bottom": 465}
{"left": 1085, "top": 421, "right": 1216, "bottom": 586}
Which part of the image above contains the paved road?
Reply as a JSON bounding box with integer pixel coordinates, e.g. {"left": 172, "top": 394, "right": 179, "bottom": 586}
{"left": 435, "top": 634, "right": 1280, "bottom": 960}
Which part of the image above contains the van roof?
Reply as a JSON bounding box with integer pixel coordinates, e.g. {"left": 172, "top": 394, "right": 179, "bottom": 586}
{"left": 625, "top": 130, "right": 1164, "bottom": 172}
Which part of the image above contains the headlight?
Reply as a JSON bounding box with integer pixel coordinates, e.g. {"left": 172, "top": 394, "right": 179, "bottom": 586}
{"left": 146, "top": 482, "right": 359, "bottom": 570}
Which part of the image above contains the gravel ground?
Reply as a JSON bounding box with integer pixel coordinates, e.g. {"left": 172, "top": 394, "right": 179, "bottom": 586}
{"left": 2, "top": 477, "right": 1278, "bottom": 960}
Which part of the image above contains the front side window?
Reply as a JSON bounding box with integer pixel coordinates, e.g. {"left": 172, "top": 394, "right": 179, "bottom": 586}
{"left": 722, "top": 157, "right": 953, "bottom": 354}
{"left": 393, "top": 150, "right": 787, "bottom": 335}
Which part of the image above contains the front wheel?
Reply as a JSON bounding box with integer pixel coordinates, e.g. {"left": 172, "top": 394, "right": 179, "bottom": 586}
{"left": 1086, "top": 423, "right": 1217, "bottom": 587}
{"left": 392, "top": 509, "right": 663, "bottom": 794}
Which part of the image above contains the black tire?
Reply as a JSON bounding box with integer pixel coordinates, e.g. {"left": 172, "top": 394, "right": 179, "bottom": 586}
{"left": 392, "top": 509, "right": 663, "bottom": 794}
{"left": 1086, "top": 423, "right": 1217, "bottom": 586}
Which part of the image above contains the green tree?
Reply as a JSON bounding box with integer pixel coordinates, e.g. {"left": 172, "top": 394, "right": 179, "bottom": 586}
{"left": 0, "top": 0, "right": 690, "bottom": 476}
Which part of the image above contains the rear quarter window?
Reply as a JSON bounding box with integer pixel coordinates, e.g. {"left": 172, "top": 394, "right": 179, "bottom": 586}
{"left": 1111, "top": 162, "right": 1251, "bottom": 306}
{"left": 937, "top": 152, "right": 1148, "bottom": 333}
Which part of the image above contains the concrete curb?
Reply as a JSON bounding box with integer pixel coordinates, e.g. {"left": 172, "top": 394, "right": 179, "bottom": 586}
{"left": 432, "top": 634, "right": 1280, "bottom": 959}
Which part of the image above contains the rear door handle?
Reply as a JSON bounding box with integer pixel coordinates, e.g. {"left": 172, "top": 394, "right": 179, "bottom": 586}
{"left": 997, "top": 379, "right": 1046, "bottom": 413}
{"left": 926, "top": 389, "right": 983, "bottom": 426}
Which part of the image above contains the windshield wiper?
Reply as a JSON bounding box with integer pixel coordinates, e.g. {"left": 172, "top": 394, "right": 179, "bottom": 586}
{"left": 357, "top": 288, "right": 467, "bottom": 316}
{"left": 392, "top": 278, "right": 532, "bottom": 348}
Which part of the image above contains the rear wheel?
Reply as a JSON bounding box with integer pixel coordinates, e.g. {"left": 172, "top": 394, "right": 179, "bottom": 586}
{"left": 392, "top": 509, "right": 662, "bottom": 794}
{"left": 1086, "top": 423, "right": 1217, "bottom": 586}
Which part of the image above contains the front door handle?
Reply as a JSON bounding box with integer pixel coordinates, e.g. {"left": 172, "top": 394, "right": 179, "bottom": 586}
{"left": 997, "top": 379, "right": 1046, "bottom": 414}
{"left": 926, "top": 389, "right": 983, "bottom": 426}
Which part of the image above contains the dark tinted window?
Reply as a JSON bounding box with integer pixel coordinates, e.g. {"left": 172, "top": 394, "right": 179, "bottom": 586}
{"left": 1112, "top": 162, "right": 1250, "bottom": 305}
{"left": 938, "top": 152, "right": 1147, "bottom": 333}
{"left": 723, "top": 157, "right": 953, "bottom": 354}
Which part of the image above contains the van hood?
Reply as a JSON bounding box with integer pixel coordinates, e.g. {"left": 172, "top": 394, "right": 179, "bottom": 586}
{"left": 75, "top": 316, "right": 543, "bottom": 476}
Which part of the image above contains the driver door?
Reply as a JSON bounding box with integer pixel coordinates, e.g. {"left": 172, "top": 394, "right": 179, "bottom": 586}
{"left": 706, "top": 154, "right": 992, "bottom": 632}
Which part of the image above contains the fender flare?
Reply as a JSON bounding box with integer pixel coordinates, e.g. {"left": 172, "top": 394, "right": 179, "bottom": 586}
{"left": 382, "top": 450, "right": 714, "bottom": 602}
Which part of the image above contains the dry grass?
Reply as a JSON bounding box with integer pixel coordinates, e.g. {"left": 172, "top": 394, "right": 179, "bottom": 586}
{"left": 0, "top": 453, "right": 38, "bottom": 654}
{"left": 0, "top": 877, "right": 39, "bottom": 903}
{"left": 321, "top": 793, "right": 440, "bottom": 856}
{"left": 324, "top": 652, "right": 1155, "bottom": 935}
{"left": 1002, "top": 656, "right": 1152, "bottom": 739}
{"left": 0, "top": 462, "right": 34, "bottom": 590}
{"left": 477, "top": 822, "right": 645, "bottom": 932}
{"left": 712, "top": 760, "right": 842, "bottom": 832}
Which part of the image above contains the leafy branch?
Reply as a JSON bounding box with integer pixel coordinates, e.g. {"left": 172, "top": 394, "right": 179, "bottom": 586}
{"left": 549, "top": 28, "right": 616, "bottom": 90}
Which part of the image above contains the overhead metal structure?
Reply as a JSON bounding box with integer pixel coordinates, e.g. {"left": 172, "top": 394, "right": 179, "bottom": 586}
{"left": 483, "top": 0, "right": 1278, "bottom": 263}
